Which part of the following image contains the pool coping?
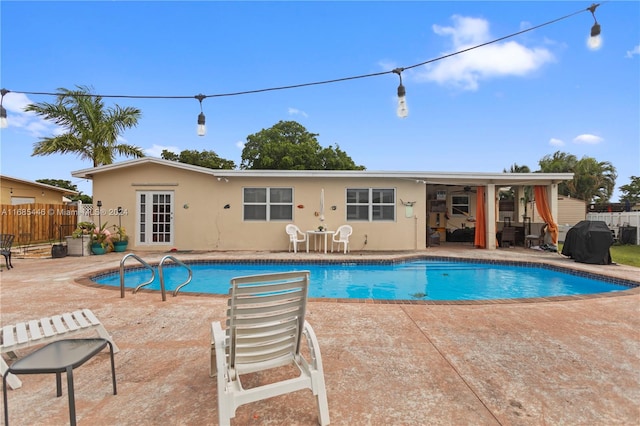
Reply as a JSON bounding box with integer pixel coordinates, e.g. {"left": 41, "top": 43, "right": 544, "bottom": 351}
{"left": 76, "top": 254, "right": 640, "bottom": 305}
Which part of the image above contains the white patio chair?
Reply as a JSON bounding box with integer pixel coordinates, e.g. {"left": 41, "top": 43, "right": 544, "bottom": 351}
{"left": 331, "top": 225, "right": 352, "bottom": 254}
{"left": 211, "top": 271, "right": 330, "bottom": 426}
{"left": 285, "top": 224, "right": 307, "bottom": 253}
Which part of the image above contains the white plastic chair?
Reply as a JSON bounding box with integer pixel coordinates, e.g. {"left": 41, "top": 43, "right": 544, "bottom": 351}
{"left": 285, "top": 224, "right": 307, "bottom": 253}
{"left": 331, "top": 224, "right": 352, "bottom": 254}
{"left": 210, "top": 271, "right": 330, "bottom": 426}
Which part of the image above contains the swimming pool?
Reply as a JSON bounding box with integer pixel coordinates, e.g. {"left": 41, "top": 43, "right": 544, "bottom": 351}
{"left": 91, "top": 259, "right": 634, "bottom": 301}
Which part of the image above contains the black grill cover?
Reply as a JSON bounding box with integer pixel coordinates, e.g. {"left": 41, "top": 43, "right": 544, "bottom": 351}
{"left": 561, "top": 220, "right": 613, "bottom": 264}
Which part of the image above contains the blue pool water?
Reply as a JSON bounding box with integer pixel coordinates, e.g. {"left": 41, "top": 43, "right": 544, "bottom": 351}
{"left": 92, "top": 260, "right": 632, "bottom": 301}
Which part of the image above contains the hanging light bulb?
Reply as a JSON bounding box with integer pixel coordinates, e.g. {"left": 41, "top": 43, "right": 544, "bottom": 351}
{"left": 197, "top": 112, "right": 206, "bottom": 136}
{"left": 0, "top": 89, "right": 9, "bottom": 128}
{"left": 397, "top": 83, "right": 408, "bottom": 118}
{"left": 195, "top": 94, "right": 206, "bottom": 136}
{"left": 392, "top": 68, "right": 408, "bottom": 118}
{"left": 587, "top": 3, "right": 602, "bottom": 50}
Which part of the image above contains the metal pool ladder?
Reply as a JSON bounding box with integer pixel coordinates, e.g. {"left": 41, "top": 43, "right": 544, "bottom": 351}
{"left": 120, "top": 253, "right": 155, "bottom": 299}
{"left": 119, "top": 254, "right": 192, "bottom": 301}
{"left": 158, "top": 255, "right": 193, "bottom": 301}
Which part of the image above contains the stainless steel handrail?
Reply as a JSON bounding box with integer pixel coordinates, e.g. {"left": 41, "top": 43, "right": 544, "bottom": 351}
{"left": 158, "top": 255, "right": 193, "bottom": 300}
{"left": 119, "top": 253, "right": 156, "bottom": 298}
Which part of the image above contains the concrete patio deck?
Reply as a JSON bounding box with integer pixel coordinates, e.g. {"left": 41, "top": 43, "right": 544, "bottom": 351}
{"left": 1, "top": 246, "right": 639, "bottom": 425}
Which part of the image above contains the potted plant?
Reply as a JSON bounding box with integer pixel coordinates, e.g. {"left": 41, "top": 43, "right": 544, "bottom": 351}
{"left": 91, "top": 222, "right": 113, "bottom": 255}
{"left": 66, "top": 222, "right": 95, "bottom": 256}
{"left": 110, "top": 225, "right": 129, "bottom": 252}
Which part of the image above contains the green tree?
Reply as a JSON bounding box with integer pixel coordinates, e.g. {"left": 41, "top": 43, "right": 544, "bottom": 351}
{"left": 35, "top": 178, "right": 92, "bottom": 203}
{"left": 25, "top": 85, "right": 144, "bottom": 167}
{"left": 538, "top": 151, "right": 616, "bottom": 202}
{"left": 568, "top": 157, "right": 616, "bottom": 203}
{"left": 501, "top": 163, "right": 532, "bottom": 199}
{"left": 619, "top": 176, "right": 640, "bottom": 203}
{"left": 240, "top": 120, "right": 365, "bottom": 170}
{"left": 161, "top": 149, "right": 235, "bottom": 169}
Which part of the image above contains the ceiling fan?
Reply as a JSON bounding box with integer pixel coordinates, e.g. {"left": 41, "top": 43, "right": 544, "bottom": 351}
{"left": 451, "top": 185, "right": 477, "bottom": 194}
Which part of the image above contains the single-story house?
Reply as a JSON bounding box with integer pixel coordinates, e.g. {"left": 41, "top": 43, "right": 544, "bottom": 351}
{"left": 0, "top": 175, "right": 78, "bottom": 205}
{"left": 71, "top": 157, "right": 574, "bottom": 252}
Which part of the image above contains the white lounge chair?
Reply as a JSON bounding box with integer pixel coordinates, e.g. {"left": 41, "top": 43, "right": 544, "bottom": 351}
{"left": 0, "top": 308, "right": 119, "bottom": 390}
{"left": 331, "top": 224, "right": 352, "bottom": 254}
{"left": 285, "top": 224, "right": 307, "bottom": 253}
{"left": 210, "top": 271, "right": 330, "bottom": 426}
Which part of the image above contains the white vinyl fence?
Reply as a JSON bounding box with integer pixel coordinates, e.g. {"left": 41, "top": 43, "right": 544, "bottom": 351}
{"left": 586, "top": 211, "right": 639, "bottom": 245}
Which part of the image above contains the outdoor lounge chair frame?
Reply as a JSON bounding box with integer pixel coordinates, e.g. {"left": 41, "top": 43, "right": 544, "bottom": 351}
{"left": 210, "top": 271, "right": 330, "bottom": 425}
{"left": 1, "top": 308, "right": 119, "bottom": 390}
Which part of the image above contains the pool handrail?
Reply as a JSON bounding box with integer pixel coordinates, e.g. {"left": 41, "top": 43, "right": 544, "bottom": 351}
{"left": 120, "top": 253, "right": 156, "bottom": 298}
{"left": 158, "top": 255, "right": 193, "bottom": 300}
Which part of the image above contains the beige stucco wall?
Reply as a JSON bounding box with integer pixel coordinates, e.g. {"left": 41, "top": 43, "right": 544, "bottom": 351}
{"left": 556, "top": 197, "right": 586, "bottom": 226}
{"left": 90, "top": 163, "right": 428, "bottom": 252}
{"left": 0, "top": 178, "right": 70, "bottom": 205}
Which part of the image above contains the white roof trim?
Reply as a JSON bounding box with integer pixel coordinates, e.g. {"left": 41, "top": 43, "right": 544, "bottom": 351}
{"left": 71, "top": 157, "right": 573, "bottom": 186}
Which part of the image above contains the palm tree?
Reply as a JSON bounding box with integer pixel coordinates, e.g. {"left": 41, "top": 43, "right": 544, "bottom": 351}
{"left": 503, "top": 163, "right": 533, "bottom": 221}
{"left": 568, "top": 158, "right": 617, "bottom": 203}
{"left": 539, "top": 151, "right": 617, "bottom": 203}
{"left": 25, "top": 85, "right": 144, "bottom": 166}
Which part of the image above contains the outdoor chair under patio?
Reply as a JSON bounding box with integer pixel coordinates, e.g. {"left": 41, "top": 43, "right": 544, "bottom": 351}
{"left": 210, "top": 271, "right": 330, "bottom": 426}
{"left": 285, "top": 224, "right": 307, "bottom": 253}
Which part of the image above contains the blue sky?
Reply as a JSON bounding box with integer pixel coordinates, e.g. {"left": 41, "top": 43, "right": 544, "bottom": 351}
{"left": 1, "top": 1, "right": 638, "bottom": 201}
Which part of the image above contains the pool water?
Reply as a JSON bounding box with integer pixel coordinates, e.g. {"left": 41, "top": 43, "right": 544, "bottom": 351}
{"left": 92, "top": 260, "right": 632, "bottom": 301}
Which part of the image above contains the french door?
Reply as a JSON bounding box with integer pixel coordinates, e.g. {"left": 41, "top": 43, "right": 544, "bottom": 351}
{"left": 137, "top": 191, "right": 174, "bottom": 245}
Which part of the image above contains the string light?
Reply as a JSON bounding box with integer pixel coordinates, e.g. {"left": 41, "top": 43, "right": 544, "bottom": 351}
{"left": 0, "top": 89, "right": 8, "bottom": 128}
{"left": 587, "top": 3, "right": 602, "bottom": 50}
{"left": 392, "top": 68, "right": 408, "bottom": 119}
{"left": 195, "top": 94, "right": 206, "bottom": 136}
{"left": 0, "top": 4, "right": 603, "bottom": 129}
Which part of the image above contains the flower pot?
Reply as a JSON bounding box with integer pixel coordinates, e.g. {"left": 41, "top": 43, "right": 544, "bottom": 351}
{"left": 66, "top": 235, "right": 92, "bottom": 256}
{"left": 91, "top": 243, "right": 107, "bottom": 255}
{"left": 113, "top": 241, "right": 128, "bottom": 252}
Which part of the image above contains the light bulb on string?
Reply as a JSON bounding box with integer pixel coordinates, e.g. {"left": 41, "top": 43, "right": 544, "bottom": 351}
{"left": 195, "top": 94, "right": 207, "bottom": 136}
{"left": 0, "top": 89, "right": 9, "bottom": 128}
{"left": 392, "top": 68, "right": 408, "bottom": 119}
{"left": 586, "top": 3, "right": 602, "bottom": 51}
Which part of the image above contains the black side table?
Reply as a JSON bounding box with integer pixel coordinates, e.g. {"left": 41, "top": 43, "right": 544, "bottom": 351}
{"left": 2, "top": 338, "right": 117, "bottom": 426}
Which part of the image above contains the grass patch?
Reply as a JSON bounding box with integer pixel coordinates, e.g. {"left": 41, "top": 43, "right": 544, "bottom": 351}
{"left": 559, "top": 243, "right": 640, "bottom": 268}
{"left": 610, "top": 244, "right": 640, "bottom": 267}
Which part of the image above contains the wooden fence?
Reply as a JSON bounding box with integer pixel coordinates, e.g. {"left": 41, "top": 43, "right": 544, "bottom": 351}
{"left": 0, "top": 204, "right": 78, "bottom": 246}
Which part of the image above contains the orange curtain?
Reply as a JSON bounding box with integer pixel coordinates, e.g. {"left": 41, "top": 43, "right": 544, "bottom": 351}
{"left": 534, "top": 186, "right": 558, "bottom": 244}
{"left": 474, "top": 187, "right": 486, "bottom": 248}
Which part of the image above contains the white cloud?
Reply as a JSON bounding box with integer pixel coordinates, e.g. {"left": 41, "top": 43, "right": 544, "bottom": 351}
{"left": 417, "top": 15, "right": 555, "bottom": 91}
{"left": 288, "top": 107, "right": 308, "bottom": 118}
{"left": 549, "top": 138, "right": 564, "bottom": 147}
{"left": 573, "top": 134, "right": 603, "bottom": 145}
{"left": 145, "top": 144, "right": 180, "bottom": 157}
{"left": 626, "top": 44, "right": 640, "bottom": 58}
{"left": 235, "top": 140, "right": 245, "bottom": 150}
{"left": 3, "top": 92, "right": 59, "bottom": 137}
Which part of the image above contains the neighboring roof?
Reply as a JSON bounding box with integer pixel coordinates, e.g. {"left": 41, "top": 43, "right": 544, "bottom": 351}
{"left": 71, "top": 157, "right": 574, "bottom": 187}
{"left": 1, "top": 174, "right": 79, "bottom": 195}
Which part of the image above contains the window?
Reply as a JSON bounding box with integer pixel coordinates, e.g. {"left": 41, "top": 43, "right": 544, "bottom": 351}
{"left": 346, "top": 188, "right": 395, "bottom": 221}
{"left": 451, "top": 195, "right": 469, "bottom": 216}
{"left": 243, "top": 187, "right": 293, "bottom": 221}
